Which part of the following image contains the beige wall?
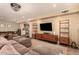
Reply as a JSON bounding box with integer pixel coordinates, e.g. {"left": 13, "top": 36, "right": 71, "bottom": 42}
{"left": 53, "top": 13, "right": 79, "bottom": 45}
{"left": 29, "top": 12, "right": 79, "bottom": 47}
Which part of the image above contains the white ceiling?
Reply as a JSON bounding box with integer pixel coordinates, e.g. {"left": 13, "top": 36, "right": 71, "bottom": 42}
{"left": 0, "top": 3, "right": 79, "bottom": 22}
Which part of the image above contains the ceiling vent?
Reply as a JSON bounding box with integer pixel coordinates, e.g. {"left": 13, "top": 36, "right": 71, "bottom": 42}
{"left": 61, "top": 9, "right": 69, "bottom": 13}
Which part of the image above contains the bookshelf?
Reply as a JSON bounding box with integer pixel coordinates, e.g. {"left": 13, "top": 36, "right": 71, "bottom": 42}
{"left": 32, "top": 23, "right": 38, "bottom": 39}
{"left": 23, "top": 23, "right": 29, "bottom": 37}
{"left": 32, "top": 23, "right": 38, "bottom": 34}
{"left": 59, "top": 19, "right": 70, "bottom": 45}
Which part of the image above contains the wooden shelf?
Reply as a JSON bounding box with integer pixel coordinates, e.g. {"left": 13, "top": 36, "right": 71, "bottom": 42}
{"left": 60, "top": 32, "right": 68, "bottom": 35}
{"left": 60, "top": 27, "right": 69, "bottom": 29}
{"left": 60, "top": 22, "right": 69, "bottom": 24}
{"left": 60, "top": 32, "right": 69, "bottom": 34}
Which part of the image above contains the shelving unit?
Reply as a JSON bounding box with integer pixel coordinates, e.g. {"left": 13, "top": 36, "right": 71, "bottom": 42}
{"left": 59, "top": 19, "right": 70, "bottom": 45}
{"left": 32, "top": 23, "right": 38, "bottom": 34}
{"left": 32, "top": 23, "right": 38, "bottom": 38}
{"left": 24, "top": 23, "right": 29, "bottom": 37}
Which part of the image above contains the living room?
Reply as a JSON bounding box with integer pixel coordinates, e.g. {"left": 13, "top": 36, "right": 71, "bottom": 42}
{"left": 29, "top": 10, "right": 79, "bottom": 46}
{"left": 0, "top": 3, "right": 79, "bottom": 55}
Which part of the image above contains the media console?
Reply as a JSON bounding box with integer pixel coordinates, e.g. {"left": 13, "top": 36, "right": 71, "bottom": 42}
{"left": 32, "top": 33, "right": 58, "bottom": 43}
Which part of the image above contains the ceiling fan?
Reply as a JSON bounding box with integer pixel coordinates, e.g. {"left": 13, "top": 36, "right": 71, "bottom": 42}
{"left": 10, "top": 3, "right": 21, "bottom": 12}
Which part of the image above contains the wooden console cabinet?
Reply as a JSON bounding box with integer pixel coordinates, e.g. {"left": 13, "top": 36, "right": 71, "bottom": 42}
{"left": 35, "top": 34, "right": 42, "bottom": 39}
{"left": 32, "top": 33, "right": 58, "bottom": 43}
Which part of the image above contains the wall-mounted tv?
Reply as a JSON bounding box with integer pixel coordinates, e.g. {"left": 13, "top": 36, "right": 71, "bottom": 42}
{"left": 40, "top": 23, "right": 52, "bottom": 31}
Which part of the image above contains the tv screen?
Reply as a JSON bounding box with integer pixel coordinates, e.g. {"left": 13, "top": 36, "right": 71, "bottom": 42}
{"left": 40, "top": 23, "right": 52, "bottom": 31}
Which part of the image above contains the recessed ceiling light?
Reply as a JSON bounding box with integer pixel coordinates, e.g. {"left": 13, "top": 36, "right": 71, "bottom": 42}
{"left": 53, "top": 4, "right": 56, "bottom": 8}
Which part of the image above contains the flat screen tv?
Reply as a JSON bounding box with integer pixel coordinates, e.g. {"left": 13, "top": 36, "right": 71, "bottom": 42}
{"left": 40, "top": 23, "right": 52, "bottom": 31}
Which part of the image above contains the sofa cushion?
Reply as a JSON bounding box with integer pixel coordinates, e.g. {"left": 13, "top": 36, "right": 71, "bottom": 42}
{"left": 13, "top": 36, "right": 21, "bottom": 39}
{"left": 8, "top": 40, "right": 18, "bottom": 45}
{"left": 0, "top": 36, "right": 9, "bottom": 49}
